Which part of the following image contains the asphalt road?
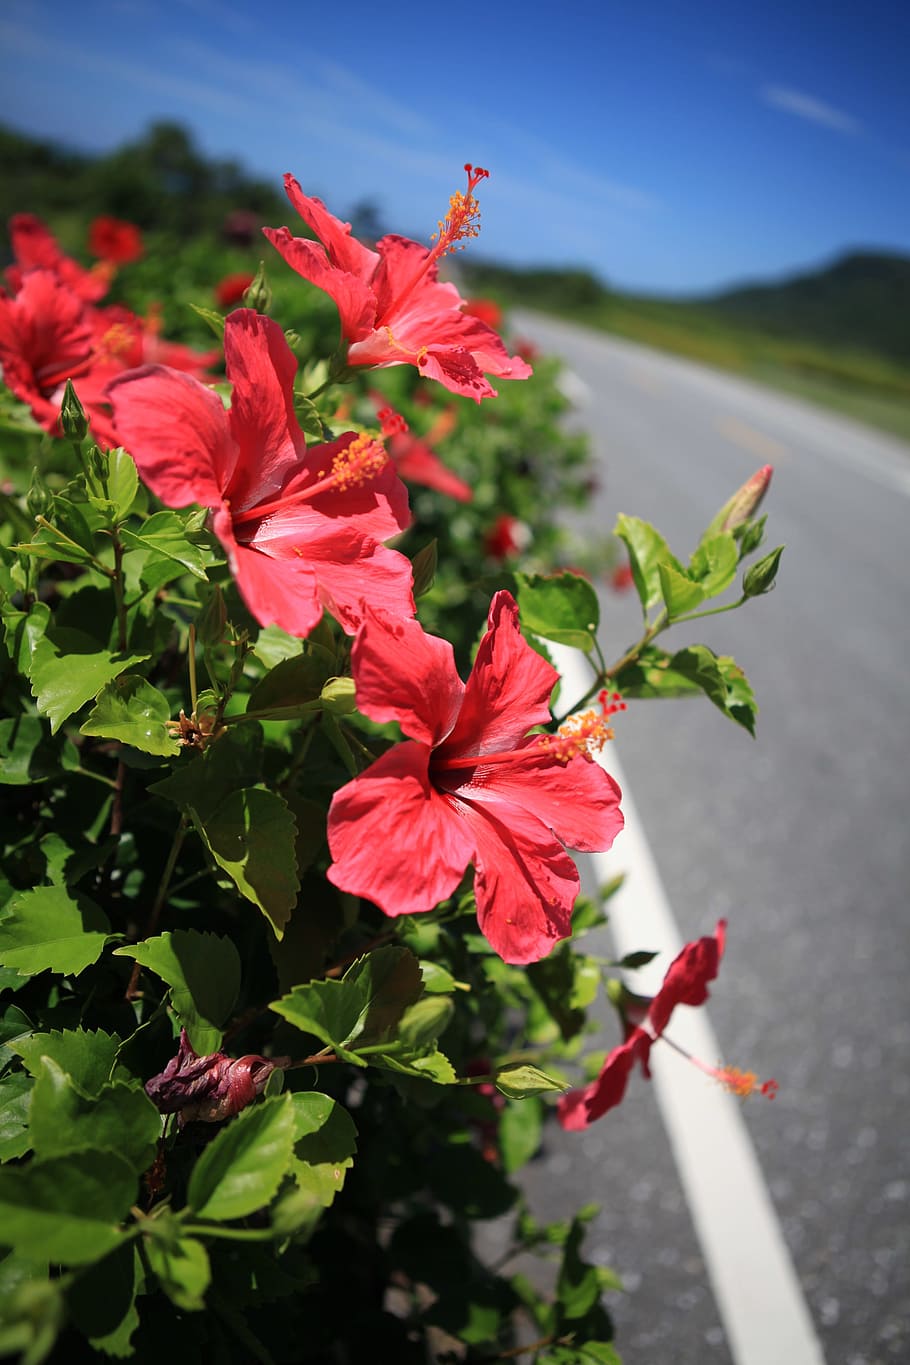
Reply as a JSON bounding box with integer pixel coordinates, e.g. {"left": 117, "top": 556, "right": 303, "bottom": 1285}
{"left": 507, "top": 312, "right": 910, "bottom": 1365}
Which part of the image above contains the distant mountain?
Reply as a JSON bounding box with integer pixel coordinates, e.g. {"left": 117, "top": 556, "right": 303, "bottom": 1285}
{"left": 702, "top": 251, "right": 910, "bottom": 363}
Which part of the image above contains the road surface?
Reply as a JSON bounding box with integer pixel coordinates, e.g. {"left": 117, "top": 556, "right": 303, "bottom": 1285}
{"left": 508, "top": 312, "right": 910, "bottom": 1365}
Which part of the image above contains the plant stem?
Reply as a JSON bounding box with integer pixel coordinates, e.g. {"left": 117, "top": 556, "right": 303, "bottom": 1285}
{"left": 669, "top": 596, "right": 746, "bottom": 625}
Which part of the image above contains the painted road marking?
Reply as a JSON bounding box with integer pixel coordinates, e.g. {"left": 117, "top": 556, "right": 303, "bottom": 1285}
{"left": 715, "top": 414, "right": 790, "bottom": 464}
{"left": 554, "top": 644, "right": 827, "bottom": 1365}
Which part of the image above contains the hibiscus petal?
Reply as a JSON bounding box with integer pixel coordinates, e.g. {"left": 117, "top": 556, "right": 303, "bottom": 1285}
{"left": 647, "top": 920, "right": 727, "bottom": 1039}
{"left": 418, "top": 348, "right": 497, "bottom": 403}
{"left": 390, "top": 433, "right": 473, "bottom": 503}
{"left": 460, "top": 795, "right": 580, "bottom": 965}
{"left": 327, "top": 743, "right": 473, "bottom": 915}
{"left": 350, "top": 613, "right": 463, "bottom": 746}
{"left": 223, "top": 529, "right": 323, "bottom": 638}
{"left": 222, "top": 310, "right": 307, "bottom": 512}
{"left": 439, "top": 591, "right": 558, "bottom": 759}
{"left": 282, "top": 177, "right": 380, "bottom": 281}
{"left": 557, "top": 1029, "right": 652, "bottom": 1130}
{"left": 441, "top": 741, "right": 623, "bottom": 854}
{"left": 297, "top": 536, "right": 414, "bottom": 635}
{"left": 107, "top": 364, "right": 231, "bottom": 510}
{"left": 263, "top": 227, "right": 377, "bottom": 341}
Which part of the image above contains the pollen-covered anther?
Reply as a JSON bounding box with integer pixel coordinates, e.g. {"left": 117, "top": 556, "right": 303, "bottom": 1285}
{"left": 430, "top": 163, "right": 491, "bottom": 256}
{"left": 97, "top": 322, "right": 134, "bottom": 361}
{"left": 330, "top": 432, "right": 389, "bottom": 491}
{"left": 711, "top": 1064, "right": 778, "bottom": 1101}
{"left": 545, "top": 708, "right": 616, "bottom": 762}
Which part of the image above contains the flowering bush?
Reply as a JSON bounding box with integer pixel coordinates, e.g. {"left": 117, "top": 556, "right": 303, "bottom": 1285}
{"left": 0, "top": 168, "right": 782, "bottom": 1362}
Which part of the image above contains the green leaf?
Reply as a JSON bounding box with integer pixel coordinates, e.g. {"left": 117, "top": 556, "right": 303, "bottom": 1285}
{"left": 120, "top": 510, "right": 209, "bottom": 579}
{"left": 145, "top": 1233, "right": 211, "bottom": 1312}
{"left": 102, "top": 448, "right": 140, "bottom": 522}
{"left": 396, "top": 995, "right": 454, "bottom": 1050}
{"left": 253, "top": 624, "right": 304, "bottom": 669}
{"left": 0, "top": 1150, "right": 136, "bottom": 1265}
{"left": 514, "top": 571, "right": 600, "bottom": 652}
{"left": 667, "top": 645, "right": 758, "bottom": 735}
{"left": 556, "top": 1217, "right": 601, "bottom": 1321}
{"left": 614, "top": 513, "right": 684, "bottom": 613}
{"left": 271, "top": 945, "right": 423, "bottom": 1054}
{"left": 657, "top": 561, "right": 705, "bottom": 618}
{"left": 288, "top": 1092, "right": 357, "bottom": 1209}
{"left": 12, "top": 1027, "right": 121, "bottom": 1097}
{"left": 374, "top": 1048, "right": 457, "bottom": 1084}
{"left": 495, "top": 1063, "right": 568, "bottom": 1100}
{"left": 192, "top": 787, "right": 299, "bottom": 940}
{"left": 0, "top": 886, "right": 112, "bottom": 978}
{"left": 66, "top": 1242, "right": 139, "bottom": 1354}
{"left": 499, "top": 1096, "right": 543, "bottom": 1175}
{"left": 80, "top": 674, "right": 180, "bottom": 756}
{"left": 0, "top": 716, "right": 75, "bottom": 786}
{"left": 149, "top": 722, "right": 263, "bottom": 822}
{"left": 0, "top": 1255, "right": 65, "bottom": 1365}
{"left": 411, "top": 539, "right": 437, "bottom": 598}
{"left": 29, "top": 1059, "right": 160, "bottom": 1174}
{"left": 189, "top": 301, "right": 226, "bottom": 339}
{"left": 245, "top": 651, "right": 333, "bottom": 719}
{"left": 0, "top": 1072, "right": 32, "bottom": 1162}
{"left": 28, "top": 624, "right": 148, "bottom": 734}
{"left": 689, "top": 532, "right": 738, "bottom": 597}
{"left": 113, "top": 930, "right": 240, "bottom": 1054}
{"left": 292, "top": 391, "right": 325, "bottom": 444}
{"left": 187, "top": 1093, "right": 296, "bottom": 1222}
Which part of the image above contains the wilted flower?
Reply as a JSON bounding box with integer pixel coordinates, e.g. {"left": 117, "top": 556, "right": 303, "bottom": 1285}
{"left": 146, "top": 1029, "right": 285, "bottom": 1125}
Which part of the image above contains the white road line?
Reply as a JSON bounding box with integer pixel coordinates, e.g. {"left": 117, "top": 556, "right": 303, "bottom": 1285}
{"left": 554, "top": 645, "right": 827, "bottom": 1365}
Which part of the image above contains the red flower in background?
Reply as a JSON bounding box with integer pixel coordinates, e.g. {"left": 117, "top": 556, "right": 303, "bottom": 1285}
{"left": 463, "top": 298, "right": 502, "bottom": 329}
{"left": 609, "top": 561, "right": 634, "bottom": 593}
{"left": 6, "top": 214, "right": 111, "bottom": 302}
{"left": 556, "top": 921, "right": 773, "bottom": 1130}
{"left": 0, "top": 270, "right": 121, "bottom": 444}
{"left": 92, "top": 303, "right": 219, "bottom": 380}
{"left": 214, "top": 272, "right": 255, "bottom": 309}
{"left": 264, "top": 165, "right": 532, "bottom": 401}
{"left": 88, "top": 215, "right": 144, "bottom": 265}
{"left": 484, "top": 514, "right": 531, "bottom": 561}
{"left": 327, "top": 592, "right": 623, "bottom": 964}
{"left": 108, "top": 309, "right": 414, "bottom": 637}
{"left": 374, "top": 397, "right": 472, "bottom": 502}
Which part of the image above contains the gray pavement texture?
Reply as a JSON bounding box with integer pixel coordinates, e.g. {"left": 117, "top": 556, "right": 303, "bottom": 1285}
{"left": 508, "top": 313, "right": 910, "bottom": 1365}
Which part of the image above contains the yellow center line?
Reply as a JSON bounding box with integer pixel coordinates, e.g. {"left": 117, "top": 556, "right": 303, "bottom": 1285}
{"left": 715, "top": 415, "right": 790, "bottom": 463}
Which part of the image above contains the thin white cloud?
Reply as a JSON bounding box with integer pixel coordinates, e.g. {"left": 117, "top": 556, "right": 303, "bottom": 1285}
{"left": 761, "top": 85, "right": 860, "bottom": 135}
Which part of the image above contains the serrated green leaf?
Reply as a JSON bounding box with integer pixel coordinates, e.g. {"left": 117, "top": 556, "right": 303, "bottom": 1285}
{"left": 614, "top": 514, "right": 682, "bottom": 613}
{"left": 12, "top": 1027, "right": 121, "bottom": 1096}
{"left": 287, "top": 1092, "right": 357, "bottom": 1209}
{"left": 113, "top": 930, "right": 240, "bottom": 1054}
{"left": 28, "top": 624, "right": 148, "bottom": 734}
{"left": 192, "top": 787, "right": 299, "bottom": 940}
{"left": 271, "top": 945, "right": 423, "bottom": 1052}
{"left": 292, "top": 391, "right": 325, "bottom": 443}
{"left": 689, "top": 531, "right": 738, "bottom": 597}
{"left": 29, "top": 1059, "right": 160, "bottom": 1174}
{"left": 0, "top": 1150, "right": 136, "bottom": 1265}
{"left": 149, "top": 722, "right": 263, "bottom": 821}
{"left": 187, "top": 1093, "right": 296, "bottom": 1222}
{"left": 103, "top": 448, "right": 140, "bottom": 522}
{"left": 0, "top": 886, "right": 112, "bottom": 978}
{"left": 0, "top": 715, "right": 75, "bottom": 786}
{"left": 145, "top": 1234, "right": 210, "bottom": 1312}
{"left": 374, "top": 1048, "right": 457, "bottom": 1084}
{"left": 0, "top": 1072, "right": 32, "bottom": 1162}
{"left": 119, "top": 511, "right": 209, "bottom": 579}
{"left": 80, "top": 675, "right": 180, "bottom": 756}
{"left": 515, "top": 571, "right": 600, "bottom": 652}
{"left": 495, "top": 1063, "right": 567, "bottom": 1099}
{"left": 667, "top": 645, "right": 757, "bottom": 735}
{"left": 657, "top": 561, "right": 705, "bottom": 618}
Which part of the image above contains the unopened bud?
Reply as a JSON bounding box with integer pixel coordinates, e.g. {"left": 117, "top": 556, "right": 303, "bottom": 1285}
{"left": 743, "top": 545, "right": 784, "bottom": 597}
{"left": 243, "top": 261, "right": 272, "bottom": 314}
{"left": 707, "top": 465, "right": 773, "bottom": 536}
{"left": 60, "top": 379, "right": 88, "bottom": 442}
{"left": 26, "top": 469, "right": 53, "bottom": 519}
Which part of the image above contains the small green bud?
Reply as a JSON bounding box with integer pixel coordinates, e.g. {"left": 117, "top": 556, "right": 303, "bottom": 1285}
{"left": 706, "top": 465, "right": 773, "bottom": 536}
{"left": 26, "top": 469, "right": 54, "bottom": 519}
{"left": 737, "top": 513, "right": 767, "bottom": 556}
{"left": 320, "top": 676, "right": 357, "bottom": 714}
{"left": 60, "top": 379, "right": 89, "bottom": 442}
{"left": 743, "top": 545, "right": 784, "bottom": 597}
{"left": 243, "top": 261, "right": 272, "bottom": 314}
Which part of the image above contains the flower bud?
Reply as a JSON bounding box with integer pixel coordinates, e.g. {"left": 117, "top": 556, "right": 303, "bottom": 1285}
{"left": 60, "top": 379, "right": 88, "bottom": 442}
{"left": 26, "top": 469, "right": 53, "bottom": 519}
{"left": 742, "top": 545, "right": 784, "bottom": 597}
{"left": 706, "top": 465, "right": 773, "bottom": 535}
{"left": 242, "top": 261, "right": 272, "bottom": 314}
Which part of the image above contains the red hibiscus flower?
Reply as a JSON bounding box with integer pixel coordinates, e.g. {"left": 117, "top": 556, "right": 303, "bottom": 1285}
{"left": 146, "top": 1029, "right": 285, "bottom": 1126}
{"left": 484, "top": 513, "right": 531, "bottom": 561}
{"left": 463, "top": 298, "right": 502, "bottom": 329}
{"left": 6, "top": 214, "right": 111, "bottom": 301}
{"left": 0, "top": 270, "right": 121, "bottom": 444}
{"left": 107, "top": 309, "right": 414, "bottom": 637}
{"left": 92, "top": 303, "right": 219, "bottom": 380}
{"left": 214, "top": 272, "right": 256, "bottom": 309}
{"left": 609, "top": 561, "right": 634, "bottom": 593}
{"left": 327, "top": 592, "right": 624, "bottom": 964}
{"left": 374, "top": 397, "right": 472, "bottom": 502}
{"left": 556, "top": 921, "right": 777, "bottom": 1130}
{"left": 264, "top": 166, "right": 532, "bottom": 402}
{"left": 88, "top": 215, "right": 144, "bottom": 265}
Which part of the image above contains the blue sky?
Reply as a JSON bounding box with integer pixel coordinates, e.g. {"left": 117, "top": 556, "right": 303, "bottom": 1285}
{"left": 1, "top": 0, "right": 907, "bottom": 294}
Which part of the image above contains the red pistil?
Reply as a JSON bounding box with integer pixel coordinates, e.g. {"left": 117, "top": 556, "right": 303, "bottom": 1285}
{"left": 231, "top": 433, "right": 388, "bottom": 526}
